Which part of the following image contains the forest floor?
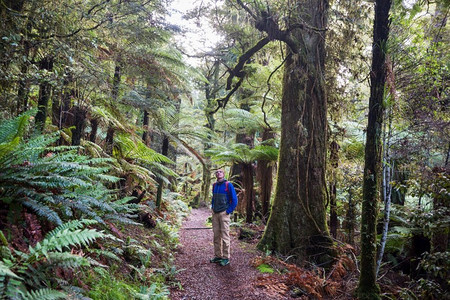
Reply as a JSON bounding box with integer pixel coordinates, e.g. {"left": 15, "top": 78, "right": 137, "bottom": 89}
{"left": 170, "top": 207, "right": 292, "bottom": 300}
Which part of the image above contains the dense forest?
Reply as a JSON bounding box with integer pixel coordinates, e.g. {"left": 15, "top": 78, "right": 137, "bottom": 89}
{"left": 0, "top": 0, "right": 448, "bottom": 299}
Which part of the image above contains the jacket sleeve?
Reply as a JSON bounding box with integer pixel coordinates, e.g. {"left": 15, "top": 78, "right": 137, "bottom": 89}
{"left": 226, "top": 183, "right": 238, "bottom": 214}
{"left": 211, "top": 184, "right": 214, "bottom": 208}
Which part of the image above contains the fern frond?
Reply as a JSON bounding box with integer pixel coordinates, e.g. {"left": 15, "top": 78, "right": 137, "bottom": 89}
{"left": 105, "top": 214, "right": 141, "bottom": 226}
{"left": 115, "top": 133, "right": 173, "bottom": 165}
{"left": 0, "top": 261, "right": 21, "bottom": 279}
{"left": 46, "top": 252, "right": 90, "bottom": 269}
{"left": 46, "top": 219, "right": 98, "bottom": 239}
{"left": 88, "top": 249, "right": 122, "bottom": 262}
{"left": 22, "top": 199, "right": 63, "bottom": 226}
{"left": 0, "top": 110, "right": 34, "bottom": 144}
{"left": 22, "top": 288, "right": 66, "bottom": 300}
{"left": 30, "top": 228, "right": 105, "bottom": 257}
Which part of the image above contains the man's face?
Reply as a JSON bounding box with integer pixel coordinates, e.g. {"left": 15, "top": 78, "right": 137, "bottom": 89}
{"left": 215, "top": 169, "right": 224, "bottom": 180}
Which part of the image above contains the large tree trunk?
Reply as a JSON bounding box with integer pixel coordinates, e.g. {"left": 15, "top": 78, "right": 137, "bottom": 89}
{"left": 259, "top": 0, "right": 334, "bottom": 265}
{"left": 357, "top": 0, "right": 391, "bottom": 298}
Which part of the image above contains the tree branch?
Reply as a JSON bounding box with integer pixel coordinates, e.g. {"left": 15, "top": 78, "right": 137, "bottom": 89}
{"left": 262, "top": 55, "right": 288, "bottom": 130}
{"left": 226, "top": 37, "right": 271, "bottom": 90}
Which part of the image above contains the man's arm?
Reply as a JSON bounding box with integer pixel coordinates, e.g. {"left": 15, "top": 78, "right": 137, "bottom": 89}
{"left": 226, "top": 183, "right": 238, "bottom": 214}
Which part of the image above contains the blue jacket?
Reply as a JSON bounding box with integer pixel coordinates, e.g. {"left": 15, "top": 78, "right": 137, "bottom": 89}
{"left": 211, "top": 180, "right": 238, "bottom": 214}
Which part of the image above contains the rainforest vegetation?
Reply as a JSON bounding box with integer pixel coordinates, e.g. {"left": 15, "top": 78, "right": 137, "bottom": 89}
{"left": 0, "top": 0, "right": 448, "bottom": 299}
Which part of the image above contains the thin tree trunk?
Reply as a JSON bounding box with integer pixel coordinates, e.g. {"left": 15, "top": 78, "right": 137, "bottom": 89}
{"left": 202, "top": 60, "right": 220, "bottom": 205}
{"left": 346, "top": 189, "right": 355, "bottom": 245}
{"left": 376, "top": 108, "right": 393, "bottom": 276}
{"left": 156, "top": 135, "right": 169, "bottom": 209}
{"left": 357, "top": 0, "right": 391, "bottom": 298}
{"left": 243, "top": 163, "right": 254, "bottom": 223}
{"left": 142, "top": 110, "right": 150, "bottom": 146}
{"left": 35, "top": 56, "right": 54, "bottom": 132}
{"left": 257, "top": 128, "right": 275, "bottom": 221}
{"left": 329, "top": 140, "right": 340, "bottom": 239}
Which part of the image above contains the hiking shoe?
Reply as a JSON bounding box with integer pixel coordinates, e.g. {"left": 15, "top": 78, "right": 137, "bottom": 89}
{"left": 210, "top": 257, "right": 222, "bottom": 263}
{"left": 220, "top": 259, "right": 230, "bottom": 266}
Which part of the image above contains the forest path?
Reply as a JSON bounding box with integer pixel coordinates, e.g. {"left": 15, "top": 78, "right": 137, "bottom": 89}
{"left": 170, "top": 207, "right": 280, "bottom": 300}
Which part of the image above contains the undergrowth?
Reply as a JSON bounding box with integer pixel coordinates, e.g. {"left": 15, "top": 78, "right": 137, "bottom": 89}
{"left": 0, "top": 113, "right": 190, "bottom": 299}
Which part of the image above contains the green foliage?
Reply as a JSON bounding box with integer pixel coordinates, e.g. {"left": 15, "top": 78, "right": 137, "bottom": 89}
{"left": 21, "top": 288, "right": 66, "bottom": 300}
{"left": 87, "top": 267, "right": 170, "bottom": 300}
{"left": 0, "top": 113, "right": 139, "bottom": 225}
{"left": 256, "top": 263, "right": 275, "bottom": 274}
{"left": 0, "top": 220, "right": 112, "bottom": 299}
{"left": 134, "top": 283, "right": 170, "bottom": 300}
{"left": 206, "top": 142, "right": 279, "bottom": 164}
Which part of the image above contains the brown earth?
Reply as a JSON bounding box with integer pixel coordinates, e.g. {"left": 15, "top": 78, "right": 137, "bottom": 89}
{"left": 170, "top": 207, "right": 291, "bottom": 300}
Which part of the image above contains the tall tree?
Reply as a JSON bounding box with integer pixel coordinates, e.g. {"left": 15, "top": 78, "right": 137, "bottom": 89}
{"left": 214, "top": 0, "right": 335, "bottom": 263}
{"left": 255, "top": 0, "right": 335, "bottom": 264}
{"left": 357, "top": 0, "right": 391, "bottom": 298}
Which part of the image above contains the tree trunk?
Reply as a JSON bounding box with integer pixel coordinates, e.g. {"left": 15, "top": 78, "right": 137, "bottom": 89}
{"left": 243, "top": 163, "right": 255, "bottom": 223}
{"left": 200, "top": 161, "right": 212, "bottom": 207}
{"left": 112, "top": 63, "right": 121, "bottom": 102}
{"left": 105, "top": 127, "right": 115, "bottom": 155}
{"left": 259, "top": 0, "right": 335, "bottom": 265}
{"left": 142, "top": 110, "right": 150, "bottom": 146}
{"left": 156, "top": 135, "right": 169, "bottom": 209}
{"left": 35, "top": 56, "right": 54, "bottom": 132}
{"left": 231, "top": 103, "right": 254, "bottom": 218}
{"left": 376, "top": 108, "right": 393, "bottom": 276}
{"left": 71, "top": 106, "right": 87, "bottom": 146}
{"left": 329, "top": 140, "right": 340, "bottom": 239}
{"left": 345, "top": 189, "right": 356, "bottom": 245}
{"left": 202, "top": 60, "right": 220, "bottom": 205}
{"left": 90, "top": 118, "right": 98, "bottom": 143}
{"left": 357, "top": 0, "right": 391, "bottom": 298}
{"left": 257, "top": 128, "right": 275, "bottom": 221}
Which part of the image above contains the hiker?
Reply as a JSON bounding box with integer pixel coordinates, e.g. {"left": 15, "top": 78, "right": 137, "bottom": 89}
{"left": 210, "top": 168, "right": 238, "bottom": 266}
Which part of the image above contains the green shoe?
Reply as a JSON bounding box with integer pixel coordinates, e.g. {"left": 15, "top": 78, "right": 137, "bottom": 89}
{"left": 220, "top": 259, "right": 229, "bottom": 266}
{"left": 210, "top": 257, "right": 222, "bottom": 263}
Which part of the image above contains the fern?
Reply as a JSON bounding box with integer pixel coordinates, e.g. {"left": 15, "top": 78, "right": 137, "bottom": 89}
{"left": 46, "top": 219, "right": 98, "bottom": 238}
{"left": 0, "top": 261, "right": 21, "bottom": 279}
{"left": 46, "top": 252, "right": 90, "bottom": 269}
{"left": 29, "top": 228, "right": 105, "bottom": 258}
{"left": 0, "top": 220, "right": 115, "bottom": 299}
{"left": 0, "top": 114, "right": 136, "bottom": 225}
{"left": 0, "top": 110, "right": 34, "bottom": 144}
{"left": 22, "top": 288, "right": 66, "bottom": 300}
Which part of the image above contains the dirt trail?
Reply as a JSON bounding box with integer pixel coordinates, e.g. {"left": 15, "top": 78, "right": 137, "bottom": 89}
{"left": 170, "top": 208, "right": 280, "bottom": 300}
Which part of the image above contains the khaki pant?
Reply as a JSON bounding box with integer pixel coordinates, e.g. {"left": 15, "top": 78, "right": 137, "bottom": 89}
{"left": 212, "top": 211, "right": 231, "bottom": 259}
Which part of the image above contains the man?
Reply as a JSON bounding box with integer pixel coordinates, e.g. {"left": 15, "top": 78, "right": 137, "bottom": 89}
{"left": 210, "top": 169, "right": 238, "bottom": 266}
